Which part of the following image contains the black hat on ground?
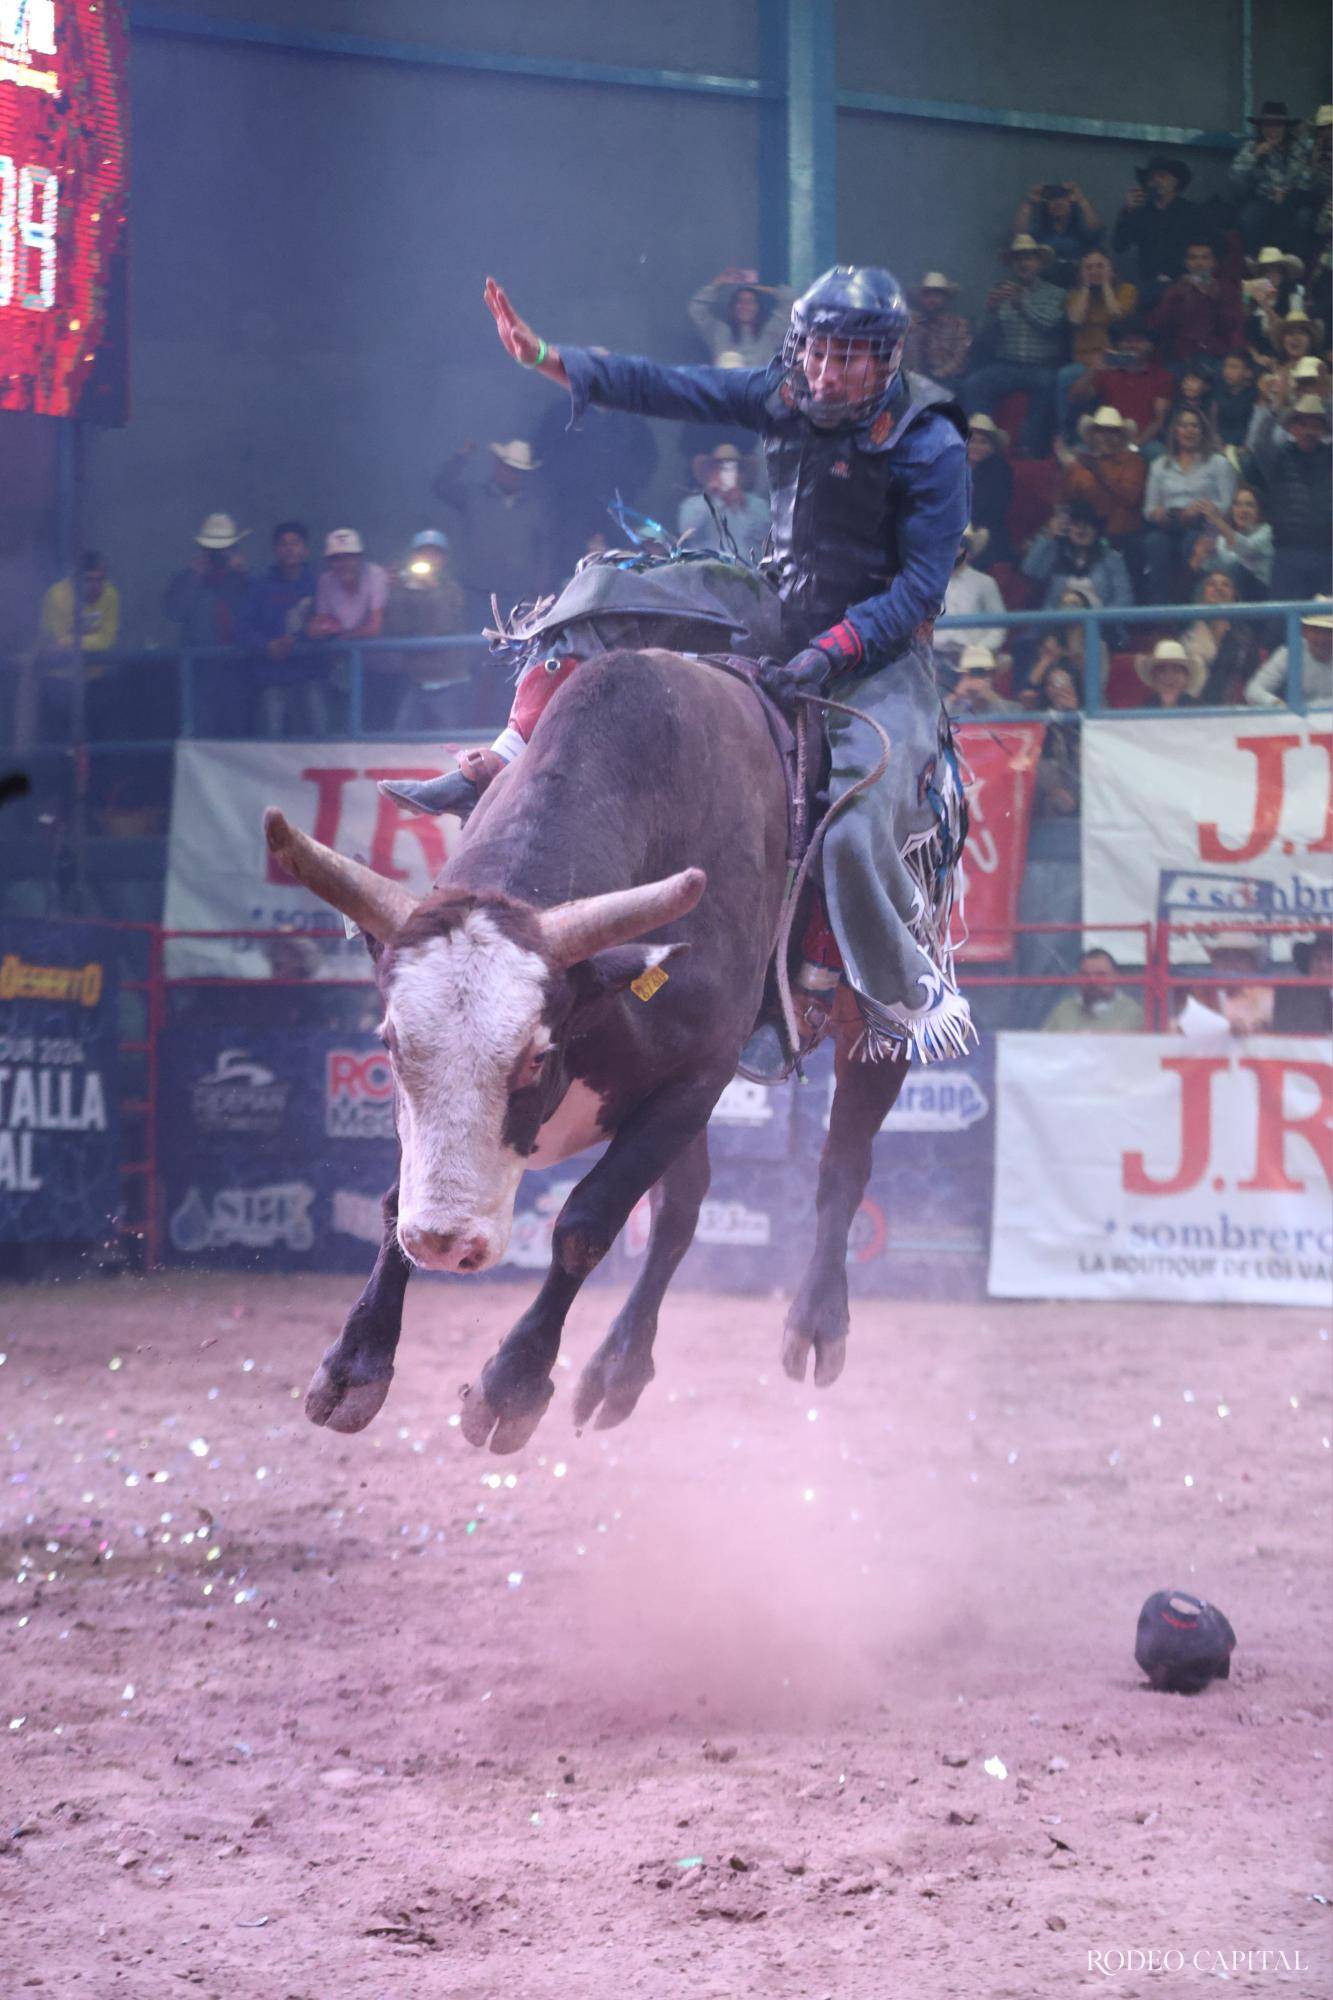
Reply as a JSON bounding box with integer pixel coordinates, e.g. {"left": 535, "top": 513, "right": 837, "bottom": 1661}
{"left": 1136, "top": 155, "right": 1194, "bottom": 191}
{"left": 1135, "top": 1590, "right": 1236, "bottom": 1693}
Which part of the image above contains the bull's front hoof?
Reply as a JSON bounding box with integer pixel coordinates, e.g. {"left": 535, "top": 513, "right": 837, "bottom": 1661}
{"left": 305, "top": 1364, "right": 393, "bottom": 1433}
{"left": 458, "top": 1375, "right": 554, "bottom": 1454}
{"left": 781, "top": 1325, "right": 847, "bottom": 1388}
{"left": 572, "top": 1346, "right": 654, "bottom": 1432}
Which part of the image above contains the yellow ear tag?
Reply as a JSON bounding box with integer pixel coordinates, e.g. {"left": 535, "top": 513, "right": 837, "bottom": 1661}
{"left": 631, "top": 964, "right": 669, "bottom": 1002}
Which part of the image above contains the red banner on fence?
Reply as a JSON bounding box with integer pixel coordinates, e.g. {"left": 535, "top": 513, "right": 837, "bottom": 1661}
{"left": 952, "top": 722, "right": 1046, "bottom": 963}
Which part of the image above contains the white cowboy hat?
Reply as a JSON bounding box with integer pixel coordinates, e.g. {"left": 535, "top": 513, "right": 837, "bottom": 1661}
{"left": 1005, "top": 234, "right": 1056, "bottom": 264}
{"left": 968, "top": 413, "right": 1010, "bottom": 450}
{"left": 957, "top": 643, "right": 999, "bottom": 674}
{"left": 195, "top": 512, "right": 250, "bottom": 550}
{"left": 1077, "top": 404, "right": 1139, "bottom": 444}
{"left": 324, "top": 527, "right": 364, "bottom": 556}
{"left": 1292, "top": 356, "right": 1327, "bottom": 380}
{"left": 960, "top": 523, "right": 990, "bottom": 558}
{"left": 916, "top": 270, "right": 958, "bottom": 294}
{"left": 1202, "top": 929, "right": 1266, "bottom": 958}
{"left": 489, "top": 439, "right": 541, "bottom": 471}
{"left": 1279, "top": 307, "right": 1326, "bottom": 345}
{"left": 1300, "top": 595, "right": 1333, "bottom": 632}
{"left": 1135, "top": 638, "right": 1205, "bottom": 700}
{"left": 1250, "top": 245, "right": 1304, "bottom": 277}
{"left": 1290, "top": 394, "right": 1332, "bottom": 426}
{"left": 1317, "top": 105, "right": 1333, "bottom": 128}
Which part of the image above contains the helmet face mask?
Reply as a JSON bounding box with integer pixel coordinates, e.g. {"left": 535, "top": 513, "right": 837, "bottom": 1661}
{"left": 781, "top": 265, "right": 910, "bottom": 426}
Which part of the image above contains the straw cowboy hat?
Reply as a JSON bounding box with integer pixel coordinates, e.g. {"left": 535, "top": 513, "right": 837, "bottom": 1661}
{"left": 488, "top": 439, "right": 541, "bottom": 471}
{"left": 1292, "top": 355, "right": 1329, "bottom": 382}
{"left": 1300, "top": 595, "right": 1333, "bottom": 631}
{"left": 690, "top": 441, "right": 754, "bottom": 490}
{"left": 1249, "top": 245, "right": 1304, "bottom": 279}
{"left": 195, "top": 512, "right": 250, "bottom": 550}
{"left": 1278, "top": 307, "right": 1326, "bottom": 347}
{"left": 1135, "top": 637, "right": 1206, "bottom": 700}
{"left": 324, "top": 527, "right": 364, "bottom": 556}
{"left": 967, "top": 412, "right": 1010, "bottom": 450}
{"left": 957, "top": 643, "right": 999, "bottom": 674}
{"left": 1290, "top": 395, "right": 1332, "bottom": 432}
{"left": 913, "top": 270, "right": 959, "bottom": 297}
{"left": 1135, "top": 154, "right": 1193, "bottom": 190}
{"left": 1316, "top": 105, "right": 1333, "bottom": 129}
{"left": 1005, "top": 233, "right": 1056, "bottom": 264}
{"left": 1077, "top": 404, "right": 1139, "bottom": 445}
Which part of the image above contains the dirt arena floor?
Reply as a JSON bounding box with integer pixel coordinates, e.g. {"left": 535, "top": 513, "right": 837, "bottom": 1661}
{"left": 2, "top": 1272, "right": 1330, "bottom": 1999}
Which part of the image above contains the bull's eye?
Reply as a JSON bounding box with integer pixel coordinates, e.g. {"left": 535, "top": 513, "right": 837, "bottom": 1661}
{"left": 515, "top": 1045, "right": 550, "bottom": 1091}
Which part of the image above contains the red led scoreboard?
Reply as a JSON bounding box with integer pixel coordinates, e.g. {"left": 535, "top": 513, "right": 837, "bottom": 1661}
{"left": 1, "top": 0, "right": 128, "bottom": 422}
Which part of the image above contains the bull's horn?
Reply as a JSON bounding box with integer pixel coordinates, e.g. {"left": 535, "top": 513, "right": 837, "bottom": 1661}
{"left": 263, "top": 808, "right": 419, "bottom": 943}
{"left": 538, "top": 867, "right": 706, "bottom": 967}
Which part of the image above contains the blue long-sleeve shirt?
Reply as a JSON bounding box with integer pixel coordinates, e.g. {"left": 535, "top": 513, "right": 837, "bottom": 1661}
{"left": 560, "top": 345, "right": 969, "bottom": 669}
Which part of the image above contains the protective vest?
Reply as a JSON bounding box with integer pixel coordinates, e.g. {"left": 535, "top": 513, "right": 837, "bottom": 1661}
{"left": 761, "top": 370, "right": 967, "bottom": 650}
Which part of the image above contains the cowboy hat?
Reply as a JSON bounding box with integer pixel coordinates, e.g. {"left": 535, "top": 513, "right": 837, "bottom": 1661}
{"left": 967, "top": 412, "right": 1010, "bottom": 450}
{"left": 488, "top": 439, "right": 541, "bottom": 471}
{"left": 1077, "top": 404, "right": 1138, "bottom": 444}
{"left": 1317, "top": 105, "right": 1333, "bottom": 129}
{"left": 1290, "top": 395, "right": 1332, "bottom": 428}
{"left": 1250, "top": 245, "right": 1304, "bottom": 278}
{"left": 1005, "top": 233, "right": 1056, "bottom": 263}
{"left": 1292, "top": 355, "right": 1328, "bottom": 380}
{"left": 1201, "top": 928, "right": 1266, "bottom": 958}
{"left": 1300, "top": 595, "right": 1333, "bottom": 631}
{"left": 324, "top": 527, "right": 364, "bottom": 557}
{"left": 1246, "top": 99, "right": 1299, "bottom": 127}
{"left": 1135, "top": 637, "right": 1205, "bottom": 700}
{"left": 1135, "top": 154, "right": 1193, "bottom": 190}
{"left": 690, "top": 441, "right": 752, "bottom": 490}
{"left": 957, "top": 643, "right": 999, "bottom": 674}
{"left": 1278, "top": 307, "right": 1325, "bottom": 346}
{"left": 914, "top": 270, "right": 958, "bottom": 294}
{"left": 195, "top": 512, "right": 250, "bottom": 550}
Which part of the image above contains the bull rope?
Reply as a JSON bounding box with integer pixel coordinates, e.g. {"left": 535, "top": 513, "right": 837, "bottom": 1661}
{"left": 772, "top": 691, "right": 893, "bottom": 1058}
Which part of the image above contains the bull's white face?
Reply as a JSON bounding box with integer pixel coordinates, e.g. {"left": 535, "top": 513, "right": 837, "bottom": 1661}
{"left": 383, "top": 910, "right": 555, "bottom": 1273}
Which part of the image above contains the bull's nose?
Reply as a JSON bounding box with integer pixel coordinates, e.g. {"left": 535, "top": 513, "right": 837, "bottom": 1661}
{"left": 399, "top": 1225, "right": 491, "bottom": 1273}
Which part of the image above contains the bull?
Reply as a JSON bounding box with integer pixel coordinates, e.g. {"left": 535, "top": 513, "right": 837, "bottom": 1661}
{"left": 265, "top": 648, "right": 908, "bottom": 1453}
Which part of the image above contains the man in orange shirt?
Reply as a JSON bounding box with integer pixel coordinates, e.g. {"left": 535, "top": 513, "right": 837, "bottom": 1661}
{"left": 1057, "top": 406, "right": 1148, "bottom": 563}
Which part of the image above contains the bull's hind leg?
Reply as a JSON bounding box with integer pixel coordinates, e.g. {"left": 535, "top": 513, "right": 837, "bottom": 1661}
{"left": 460, "top": 1082, "right": 723, "bottom": 1454}
{"left": 573, "top": 1127, "right": 710, "bottom": 1431}
{"left": 306, "top": 1183, "right": 411, "bottom": 1433}
{"left": 783, "top": 1020, "right": 907, "bottom": 1387}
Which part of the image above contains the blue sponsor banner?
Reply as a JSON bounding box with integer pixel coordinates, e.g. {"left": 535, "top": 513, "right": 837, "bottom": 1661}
{"left": 0, "top": 919, "right": 121, "bottom": 1243}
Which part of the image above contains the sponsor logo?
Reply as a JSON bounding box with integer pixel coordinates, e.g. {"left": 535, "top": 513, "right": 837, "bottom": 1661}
{"left": 1196, "top": 730, "right": 1333, "bottom": 869}
{"left": 829, "top": 457, "right": 852, "bottom": 479}
{"left": 330, "top": 1188, "right": 384, "bottom": 1243}
{"left": 1122, "top": 1053, "right": 1331, "bottom": 1197}
{"left": 822, "top": 1068, "right": 990, "bottom": 1134}
{"left": 169, "top": 1182, "right": 315, "bottom": 1254}
{"left": 190, "top": 1047, "right": 289, "bottom": 1137}
{"left": 849, "top": 1196, "right": 887, "bottom": 1264}
{"left": 696, "top": 1197, "right": 770, "bottom": 1248}
{"left": 711, "top": 1078, "right": 775, "bottom": 1129}
{"left": 325, "top": 1048, "right": 395, "bottom": 1140}
{"left": 0, "top": 953, "right": 103, "bottom": 1007}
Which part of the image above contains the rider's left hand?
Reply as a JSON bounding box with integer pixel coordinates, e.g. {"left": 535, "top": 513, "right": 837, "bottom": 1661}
{"left": 759, "top": 647, "right": 834, "bottom": 705}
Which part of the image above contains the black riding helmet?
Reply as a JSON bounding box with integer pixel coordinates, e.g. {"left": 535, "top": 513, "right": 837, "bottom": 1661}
{"left": 781, "top": 265, "right": 911, "bottom": 425}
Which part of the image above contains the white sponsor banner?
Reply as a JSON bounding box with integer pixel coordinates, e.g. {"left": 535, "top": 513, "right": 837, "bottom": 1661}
{"left": 1082, "top": 714, "right": 1332, "bottom": 962}
{"left": 989, "top": 1033, "right": 1332, "bottom": 1305}
{"left": 164, "top": 741, "right": 461, "bottom": 975}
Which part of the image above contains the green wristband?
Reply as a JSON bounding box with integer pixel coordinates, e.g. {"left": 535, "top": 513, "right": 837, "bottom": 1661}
{"left": 526, "top": 337, "right": 548, "bottom": 369}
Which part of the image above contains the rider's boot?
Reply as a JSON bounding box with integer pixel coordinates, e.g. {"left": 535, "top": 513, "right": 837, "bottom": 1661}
{"left": 377, "top": 746, "right": 507, "bottom": 822}
{"left": 737, "top": 971, "right": 837, "bottom": 1085}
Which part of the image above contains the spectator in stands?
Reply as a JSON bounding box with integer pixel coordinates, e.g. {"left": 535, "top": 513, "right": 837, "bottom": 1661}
{"left": 1245, "top": 600, "right": 1333, "bottom": 708}
{"left": 1304, "top": 108, "right": 1333, "bottom": 325}
{"left": 237, "top": 521, "right": 324, "bottom": 738}
{"left": 1023, "top": 499, "right": 1133, "bottom": 615}
{"left": 1012, "top": 180, "right": 1103, "bottom": 286}
{"left": 1142, "top": 409, "right": 1237, "bottom": 602}
{"left": 1133, "top": 635, "right": 1204, "bottom": 708}
{"left": 1175, "top": 932, "right": 1275, "bottom": 1037}
{"left": 306, "top": 528, "right": 388, "bottom": 647}
{"left": 677, "top": 443, "right": 771, "bottom": 555}
{"left": 1112, "top": 155, "right": 1198, "bottom": 297}
{"left": 1066, "top": 322, "right": 1173, "bottom": 453}
{"left": 1057, "top": 249, "right": 1137, "bottom": 436}
{"left": 1243, "top": 245, "right": 1303, "bottom": 329}
{"left": 688, "top": 266, "right": 794, "bottom": 366}
{"left": 964, "top": 414, "right": 1014, "bottom": 565}
{"left": 1041, "top": 947, "right": 1145, "bottom": 1032}
{"left": 1289, "top": 353, "right": 1331, "bottom": 415}
{"left": 1149, "top": 241, "right": 1244, "bottom": 365}
{"left": 1274, "top": 931, "right": 1333, "bottom": 1033}
{"left": 1180, "top": 570, "right": 1261, "bottom": 704}
{"left": 1244, "top": 393, "right": 1333, "bottom": 600}
{"left": 164, "top": 513, "right": 254, "bottom": 735}
{"left": 964, "top": 236, "right": 1066, "bottom": 456}
{"left": 940, "top": 526, "right": 1006, "bottom": 666}
{"left": 1229, "top": 101, "right": 1312, "bottom": 254}
{"left": 903, "top": 271, "right": 972, "bottom": 383}
{"left": 1058, "top": 406, "right": 1147, "bottom": 552}
{"left": 433, "top": 437, "right": 553, "bottom": 631}
{"left": 1190, "top": 483, "right": 1273, "bottom": 596}
{"left": 945, "top": 643, "right": 1021, "bottom": 718}
{"left": 1213, "top": 350, "right": 1258, "bottom": 451}
{"left": 34, "top": 551, "right": 121, "bottom": 742}
{"left": 1018, "top": 581, "right": 1097, "bottom": 709}
{"left": 1029, "top": 657, "right": 1083, "bottom": 815}
{"left": 381, "top": 529, "right": 469, "bottom": 732}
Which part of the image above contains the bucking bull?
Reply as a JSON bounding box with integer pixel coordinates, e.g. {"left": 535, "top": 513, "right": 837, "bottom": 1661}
{"left": 264, "top": 647, "right": 909, "bottom": 1454}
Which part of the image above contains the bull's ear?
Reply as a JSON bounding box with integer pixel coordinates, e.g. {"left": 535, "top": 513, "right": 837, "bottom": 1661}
{"left": 570, "top": 939, "right": 689, "bottom": 1005}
